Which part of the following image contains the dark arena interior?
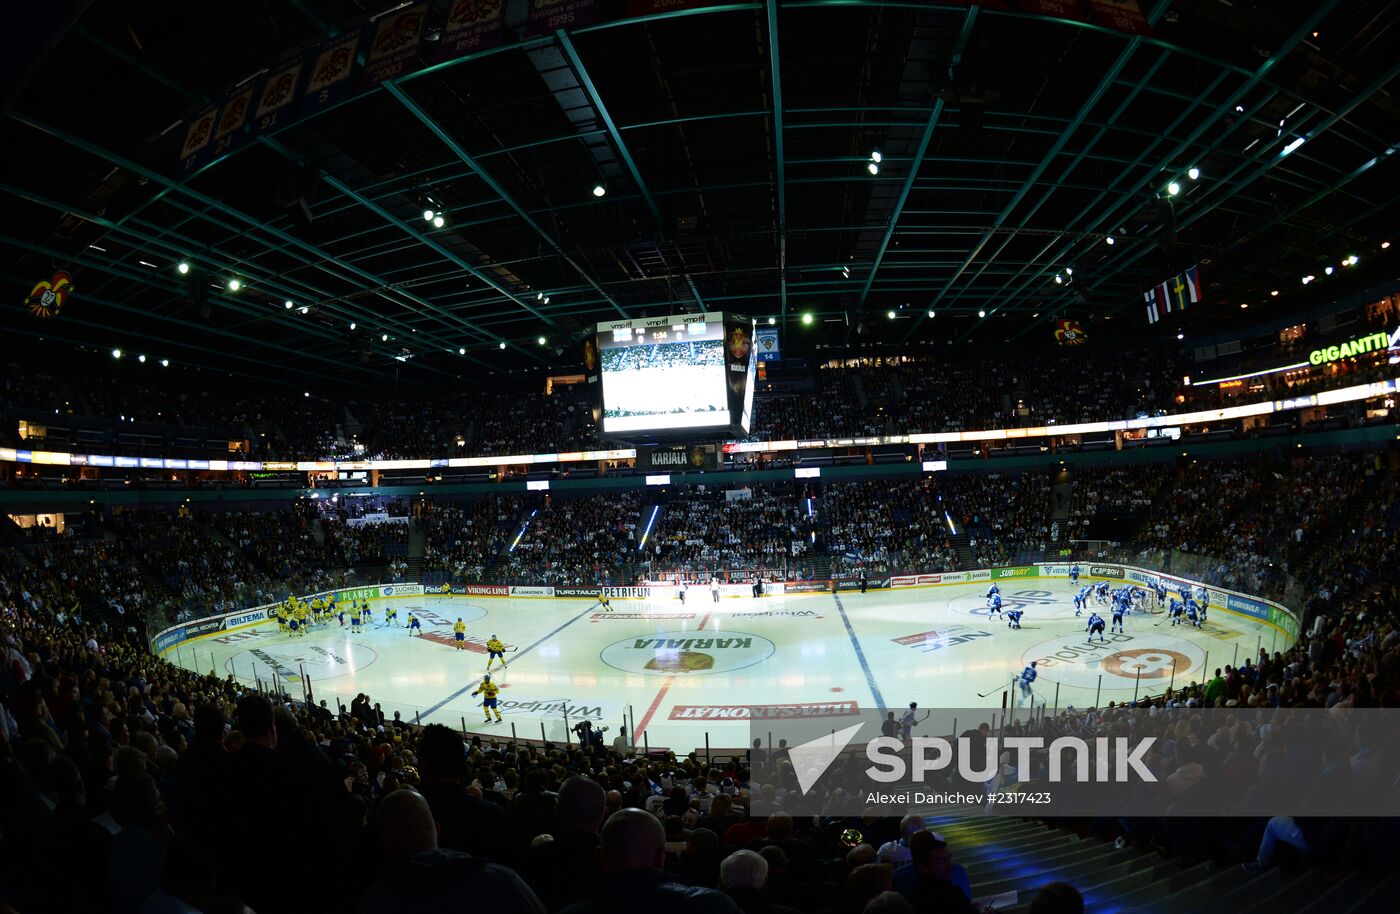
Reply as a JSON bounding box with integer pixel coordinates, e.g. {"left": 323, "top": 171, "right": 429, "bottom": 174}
{"left": 3, "top": 1, "right": 1400, "bottom": 912}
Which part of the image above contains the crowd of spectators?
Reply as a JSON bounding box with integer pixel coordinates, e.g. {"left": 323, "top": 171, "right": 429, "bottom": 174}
{"left": 939, "top": 473, "right": 1052, "bottom": 567}
{"left": 422, "top": 496, "right": 526, "bottom": 581}
{"left": 825, "top": 479, "right": 959, "bottom": 576}
{"left": 2, "top": 447, "right": 1400, "bottom": 912}
{"left": 501, "top": 494, "right": 642, "bottom": 586}
{"left": 648, "top": 486, "right": 816, "bottom": 580}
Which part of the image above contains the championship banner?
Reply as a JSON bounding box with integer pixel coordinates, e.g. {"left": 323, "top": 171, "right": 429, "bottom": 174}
{"left": 723, "top": 315, "right": 756, "bottom": 432}
{"left": 248, "top": 57, "right": 303, "bottom": 138}
{"left": 755, "top": 327, "right": 781, "bottom": 361}
{"left": 210, "top": 84, "right": 256, "bottom": 159}
{"left": 1086, "top": 0, "right": 1153, "bottom": 36}
{"left": 441, "top": 0, "right": 506, "bottom": 57}
{"left": 522, "top": 0, "right": 603, "bottom": 38}
{"left": 1018, "top": 0, "right": 1086, "bottom": 18}
{"left": 177, "top": 102, "right": 221, "bottom": 173}
{"left": 365, "top": 3, "right": 428, "bottom": 85}
{"left": 302, "top": 33, "right": 360, "bottom": 114}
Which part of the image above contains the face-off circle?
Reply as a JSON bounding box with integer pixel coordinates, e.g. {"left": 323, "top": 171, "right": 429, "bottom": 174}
{"left": 1019, "top": 633, "right": 1205, "bottom": 688}
{"left": 600, "top": 629, "right": 775, "bottom": 676}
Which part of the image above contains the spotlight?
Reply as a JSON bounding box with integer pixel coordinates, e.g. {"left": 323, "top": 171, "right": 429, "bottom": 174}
{"left": 887, "top": 310, "right": 896, "bottom": 320}
{"left": 433, "top": 215, "right": 445, "bottom": 228}
{"left": 1302, "top": 275, "right": 1314, "bottom": 285}
{"left": 1240, "top": 303, "right": 1248, "bottom": 309}
{"left": 537, "top": 293, "right": 543, "bottom": 301}
{"left": 1324, "top": 266, "right": 1334, "bottom": 275}
{"left": 1270, "top": 291, "right": 1278, "bottom": 297}
{"left": 870, "top": 150, "right": 882, "bottom": 163}
{"left": 382, "top": 333, "right": 389, "bottom": 341}
{"left": 1344, "top": 255, "right": 1359, "bottom": 266}
{"left": 1187, "top": 166, "right": 1200, "bottom": 180}
{"left": 1105, "top": 236, "right": 1115, "bottom": 245}
{"left": 285, "top": 300, "right": 294, "bottom": 309}
{"left": 350, "top": 322, "right": 357, "bottom": 330}
{"left": 1382, "top": 241, "right": 1391, "bottom": 250}
{"left": 867, "top": 162, "right": 879, "bottom": 175}
{"left": 304, "top": 392, "right": 310, "bottom": 398}
{"left": 768, "top": 317, "right": 776, "bottom": 325}
{"left": 1282, "top": 136, "right": 1305, "bottom": 155}
{"left": 543, "top": 296, "right": 550, "bottom": 305}
{"left": 499, "top": 341, "right": 506, "bottom": 349}
{"left": 112, "top": 348, "right": 122, "bottom": 359}
{"left": 1166, "top": 182, "right": 1180, "bottom": 196}
{"left": 592, "top": 183, "right": 606, "bottom": 197}
{"left": 927, "top": 310, "right": 935, "bottom": 318}
{"left": 458, "top": 347, "right": 466, "bottom": 355}
{"left": 300, "top": 306, "right": 309, "bottom": 314}
{"left": 424, "top": 209, "right": 435, "bottom": 222}
{"left": 802, "top": 313, "right": 813, "bottom": 325}
{"left": 177, "top": 261, "right": 190, "bottom": 274}
{"left": 228, "top": 279, "right": 241, "bottom": 291}
{"left": 1054, "top": 275, "right": 1063, "bottom": 284}
{"left": 1065, "top": 267, "right": 1073, "bottom": 276}
{"left": 138, "top": 354, "right": 147, "bottom": 363}
{"left": 160, "top": 359, "right": 169, "bottom": 367}
{"left": 538, "top": 336, "right": 547, "bottom": 346}
{"left": 1176, "top": 332, "right": 1184, "bottom": 340}
{"left": 1235, "top": 104, "right": 1245, "bottom": 113}
{"left": 978, "top": 310, "right": 986, "bottom": 318}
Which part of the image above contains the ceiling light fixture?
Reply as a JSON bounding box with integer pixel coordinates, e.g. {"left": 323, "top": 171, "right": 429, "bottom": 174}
{"left": 458, "top": 347, "right": 466, "bottom": 355}
{"left": 284, "top": 300, "right": 294, "bottom": 309}
{"left": 1166, "top": 181, "right": 1180, "bottom": 196}
{"left": 592, "top": 183, "right": 606, "bottom": 197}
{"left": 227, "top": 279, "right": 241, "bottom": 291}
{"left": 1187, "top": 166, "right": 1200, "bottom": 180}
{"left": 432, "top": 215, "right": 445, "bottom": 228}
{"left": 499, "top": 341, "right": 507, "bottom": 349}
{"left": 177, "top": 262, "right": 190, "bottom": 274}
{"left": 870, "top": 150, "right": 882, "bottom": 163}
{"left": 112, "top": 348, "right": 122, "bottom": 359}
{"left": 802, "top": 313, "right": 813, "bottom": 325}
{"left": 867, "top": 162, "right": 879, "bottom": 175}
{"left": 160, "top": 359, "right": 169, "bottom": 367}
{"left": 978, "top": 310, "right": 986, "bottom": 318}
{"left": 300, "top": 306, "right": 309, "bottom": 314}
{"left": 350, "top": 322, "right": 357, "bottom": 330}
{"left": 423, "top": 209, "right": 434, "bottom": 222}
{"left": 1105, "top": 236, "right": 1115, "bottom": 245}
{"left": 138, "top": 354, "right": 147, "bottom": 363}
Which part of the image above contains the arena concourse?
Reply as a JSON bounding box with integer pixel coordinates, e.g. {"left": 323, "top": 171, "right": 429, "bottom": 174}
{"left": 2, "top": 3, "right": 1399, "bottom": 913}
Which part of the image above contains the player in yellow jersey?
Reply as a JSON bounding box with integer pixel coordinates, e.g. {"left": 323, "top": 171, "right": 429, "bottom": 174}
{"left": 485, "top": 634, "right": 507, "bottom": 671}
{"left": 407, "top": 612, "right": 422, "bottom": 636}
{"left": 350, "top": 605, "right": 362, "bottom": 634}
{"left": 453, "top": 618, "right": 467, "bottom": 651}
{"left": 387, "top": 605, "right": 398, "bottom": 627}
{"left": 471, "top": 675, "right": 502, "bottom": 723}
{"left": 276, "top": 605, "right": 288, "bottom": 633}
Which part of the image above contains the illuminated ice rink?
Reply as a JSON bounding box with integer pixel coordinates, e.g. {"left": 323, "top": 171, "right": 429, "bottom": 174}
{"left": 167, "top": 579, "right": 1288, "bottom": 752}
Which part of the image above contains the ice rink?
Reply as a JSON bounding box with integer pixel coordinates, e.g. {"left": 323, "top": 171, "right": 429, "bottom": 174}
{"left": 165, "top": 578, "right": 1289, "bottom": 752}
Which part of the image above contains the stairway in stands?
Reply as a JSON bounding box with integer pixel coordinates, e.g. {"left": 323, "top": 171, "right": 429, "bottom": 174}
{"left": 928, "top": 816, "right": 1398, "bottom": 914}
{"left": 402, "top": 521, "right": 426, "bottom": 583}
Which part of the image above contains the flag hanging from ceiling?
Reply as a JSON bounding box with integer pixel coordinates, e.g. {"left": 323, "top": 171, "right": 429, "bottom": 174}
{"left": 1144, "top": 264, "right": 1201, "bottom": 323}
{"left": 1054, "top": 319, "right": 1087, "bottom": 345}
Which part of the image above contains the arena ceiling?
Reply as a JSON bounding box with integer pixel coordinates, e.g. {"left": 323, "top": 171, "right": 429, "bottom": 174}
{"left": 2, "top": 0, "right": 1399, "bottom": 389}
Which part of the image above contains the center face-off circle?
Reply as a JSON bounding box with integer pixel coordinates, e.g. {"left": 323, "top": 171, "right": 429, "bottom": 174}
{"left": 600, "top": 629, "right": 775, "bottom": 676}
{"left": 1019, "top": 632, "right": 1205, "bottom": 688}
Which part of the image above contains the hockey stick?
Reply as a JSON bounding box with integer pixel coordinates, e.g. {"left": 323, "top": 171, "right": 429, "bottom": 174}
{"left": 977, "top": 680, "right": 1011, "bottom": 698}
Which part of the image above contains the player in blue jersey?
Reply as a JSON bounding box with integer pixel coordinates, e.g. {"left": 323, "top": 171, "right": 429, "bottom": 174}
{"left": 1086, "top": 612, "right": 1107, "bottom": 643}
{"left": 1019, "top": 662, "right": 1038, "bottom": 705}
{"left": 1069, "top": 564, "right": 1080, "bottom": 585}
{"left": 1169, "top": 598, "right": 1185, "bottom": 626}
{"left": 1006, "top": 608, "right": 1023, "bottom": 630}
{"left": 1111, "top": 601, "right": 1126, "bottom": 634}
{"left": 1074, "top": 586, "right": 1090, "bottom": 616}
{"left": 1185, "top": 599, "right": 1202, "bottom": 629}
{"left": 986, "top": 582, "right": 1000, "bottom": 600}
{"left": 987, "top": 592, "right": 1003, "bottom": 619}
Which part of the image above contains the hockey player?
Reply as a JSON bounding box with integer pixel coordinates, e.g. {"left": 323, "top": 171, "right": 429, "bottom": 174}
{"left": 471, "top": 675, "right": 503, "bottom": 723}
{"left": 1086, "top": 611, "right": 1107, "bottom": 643}
{"left": 407, "top": 612, "right": 422, "bottom": 636}
{"left": 678, "top": 580, "right": 687, "bottom": 605}
{"left": 1006, "top": 607, "right": 1024, "bottom": 630}
{"left": 987, "top": 592, "right": 1004, "bottom": 620}
{"left": 1185, "top": 599, "right": 1202, "bottom": 630}
{"left": 1169, "top": 598, "right": 1185, "bottom": 627}
{"left": 1111, "top": 600, "right": 1127, "bottom": 634}
{"left": 452, "top": 618, "right": 467, "bottom": 651}
{"left": 1069, "top": 564, "right": 1080, "bottom": 586}
{"left": 1074, "top": 585, "right": 1090, "bottom": 616}
{"left": 1018, "top": 661, "right": 1038, "bottom": 705}
{"left": 598, "top": 590, "right": 613, "bottom": 612}
{"left": 986, "top": 582, "right": 1000, "bottom": 601}
{"left": 710, "top": 578, "right": 721, "bottom": 603}
{"left": 485, "top": 634, "right": 508, "bottom": 671}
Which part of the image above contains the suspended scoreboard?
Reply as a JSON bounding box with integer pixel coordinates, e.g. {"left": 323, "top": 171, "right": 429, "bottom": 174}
{"left": 590, "top": 311, "right": 756, "bottom": 437}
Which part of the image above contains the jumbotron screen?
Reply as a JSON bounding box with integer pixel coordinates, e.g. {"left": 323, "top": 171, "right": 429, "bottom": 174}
{"left": 595, "top": 311, "right": 755, "bottom": 435}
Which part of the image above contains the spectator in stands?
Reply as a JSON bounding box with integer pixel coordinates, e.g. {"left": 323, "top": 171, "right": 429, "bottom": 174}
{"left": 891, "top": 831, "right": 972, "bottom": 913}
{"left": 357, "top": 786, "right": 546, "bottom": 914}
{"left": 525, "top": 775, "right": 608, "bottom": 911}
{"left": 560, "top": 808, "right": 739, "bottom": 914}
